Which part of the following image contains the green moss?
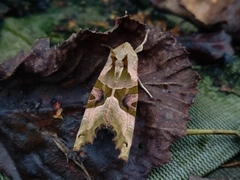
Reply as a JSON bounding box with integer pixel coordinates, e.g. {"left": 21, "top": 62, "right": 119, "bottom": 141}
{"left": 196, "top": 56, "right": 240, "bottom": 99}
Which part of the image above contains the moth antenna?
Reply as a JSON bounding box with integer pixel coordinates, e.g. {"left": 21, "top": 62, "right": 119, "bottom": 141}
{"left": 135, "top": 29, "right": 149, "bottom": 53}
{"left": 138, "top": 78, "right": 153, "bottom": 99}
{"left": 101, "top": 44, "right": 113, "bottom": 50}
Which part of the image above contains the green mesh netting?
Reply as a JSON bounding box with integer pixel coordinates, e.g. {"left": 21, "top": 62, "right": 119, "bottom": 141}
{"left": 148, "top": 92, "right": 240, "bottom": 179}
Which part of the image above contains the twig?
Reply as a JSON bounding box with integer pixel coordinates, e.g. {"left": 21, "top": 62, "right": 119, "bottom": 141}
{"left": 187, "top": 129, "right": 238, "bottom": 136}
{"left": 221, "top": 161, "right": 240, "bottom": 168}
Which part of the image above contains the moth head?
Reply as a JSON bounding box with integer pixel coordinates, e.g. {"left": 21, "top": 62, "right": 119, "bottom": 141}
{"left": 114, "top": 57, "right": 125, "bottom": 80}
{"left": 103, "top": 44, "right": 127, "bottom": 79}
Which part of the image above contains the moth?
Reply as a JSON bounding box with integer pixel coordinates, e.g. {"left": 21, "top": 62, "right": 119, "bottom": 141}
{"left": 73, "top": 30, "right": 151, "bottom": 161}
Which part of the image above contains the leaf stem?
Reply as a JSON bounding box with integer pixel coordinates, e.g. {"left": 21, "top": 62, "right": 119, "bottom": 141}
{"left": 187, "top": 129, "right": 238, "bottom": 136}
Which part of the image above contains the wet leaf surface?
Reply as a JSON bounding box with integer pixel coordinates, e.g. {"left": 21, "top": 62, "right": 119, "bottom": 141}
{"left": 0, "top": 15, "right": 199, "bottom": 179}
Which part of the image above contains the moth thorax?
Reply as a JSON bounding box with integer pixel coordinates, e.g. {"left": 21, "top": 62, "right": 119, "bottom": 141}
{"left": 114, "top": 59, "right": 124, "bottom": 80}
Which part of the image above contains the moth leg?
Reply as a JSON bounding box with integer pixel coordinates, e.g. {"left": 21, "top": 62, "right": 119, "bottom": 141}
{"left": 135, "top": 29, "right": 149, "bottom": 53}
{"left": 42, "top": 131, "right": 91, "bottom": 180}
{"left": 138, "top": 78, "right": 153, "bottom": 98}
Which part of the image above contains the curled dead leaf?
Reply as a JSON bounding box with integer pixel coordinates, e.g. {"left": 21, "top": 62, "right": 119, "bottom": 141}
{"left": 0, "top": 15, "right": 199, "bottom": 179}
{"left": 151, "top": 0, "right": 240, "bottom": 33}
{"left": 177, "top": 30, "right": 234, "bottom": 63}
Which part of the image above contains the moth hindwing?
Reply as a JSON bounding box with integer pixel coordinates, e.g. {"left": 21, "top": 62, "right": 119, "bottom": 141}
{"left": 73, "top": 31, "right": 149, "bottom": 161}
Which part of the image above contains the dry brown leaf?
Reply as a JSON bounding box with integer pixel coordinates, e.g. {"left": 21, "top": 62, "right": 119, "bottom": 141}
{"left": 151, "top": 0, "right": 240, "bottom": 33}
{"left": 0, "top": 15, "right": 199, "bottom": 179}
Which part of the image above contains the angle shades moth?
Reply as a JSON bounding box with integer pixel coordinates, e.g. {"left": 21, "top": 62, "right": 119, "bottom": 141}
{"left": 73, "top": 30, "right": 149, "bottom": 161}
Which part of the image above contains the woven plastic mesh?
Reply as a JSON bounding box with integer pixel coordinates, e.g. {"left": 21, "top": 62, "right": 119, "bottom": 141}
{"left": 148, "top": 92, "right": 240, "bottom": 180}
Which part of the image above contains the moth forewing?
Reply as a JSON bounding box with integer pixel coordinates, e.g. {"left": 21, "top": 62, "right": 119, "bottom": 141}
{"left": 73, "top": 31, "right": 149, "bottom": 161}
